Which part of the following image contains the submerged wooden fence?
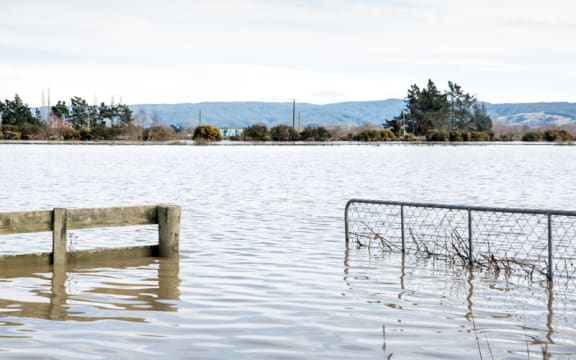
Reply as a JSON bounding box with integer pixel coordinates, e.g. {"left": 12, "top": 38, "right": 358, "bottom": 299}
{"left": 0, "top": 205, "right": 181, "bottom": 267}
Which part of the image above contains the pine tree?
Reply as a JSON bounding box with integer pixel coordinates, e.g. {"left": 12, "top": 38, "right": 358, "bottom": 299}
{"left": 70, "top": 96, "right": 90, "bottom": 130}
{"left": 1, "top": 94, "right": 39, "bottom": 127}
{"left": 385, "top": 80, "right": 492, "bottom": 136}
{"left": 51, "top": 101, "right": 70, "bottom": 123}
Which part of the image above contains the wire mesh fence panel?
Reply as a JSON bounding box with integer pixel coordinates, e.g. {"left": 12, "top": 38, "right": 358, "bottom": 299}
{"left": 403, "top": 207, "right": 469, "bottom": 260}
{"left": 345, "top": 199, "right": 576, "bottom": 283}
{"left": 471, "top": 211, "right": 549, "bottom": 278}
{"left": 345, "top": 202, "right": 402, "bottom": 251}
{"left": 550, "top": 215, "right": 576, "bottom": 282}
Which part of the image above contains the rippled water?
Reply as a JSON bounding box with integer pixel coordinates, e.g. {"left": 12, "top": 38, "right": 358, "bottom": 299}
{"left": 0, "top": 143, "right": 575, "bottom": 359}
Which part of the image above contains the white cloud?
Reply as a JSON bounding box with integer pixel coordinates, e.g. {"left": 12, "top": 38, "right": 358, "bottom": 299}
{"left": 1, "top": 61, "right": 413, "bottom": 105}
{"left": 1, "top": 0, "right": 576, "bottom": 104}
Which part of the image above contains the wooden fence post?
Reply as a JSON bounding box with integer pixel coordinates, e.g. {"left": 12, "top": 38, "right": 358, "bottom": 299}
{"left": 158, "top": 205, "right": 181, "bottom": 258}
{"left": 52, "top": 208, "right": 67, "bottom": 265}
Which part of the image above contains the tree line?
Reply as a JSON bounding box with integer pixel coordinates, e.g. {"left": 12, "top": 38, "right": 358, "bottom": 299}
{"left": 0, "top": 94, "right": 43, "bottom": 139}
{"left": 51, "top": 97, "right": 133, "bottom": 130}
{"left": 0, "top": 94, "right": 141, "bottom": 140}
{"left": 385, "top": 79, "right": 493, "bottom": 137}
{"left": 230, "top": 80, "right": 496, "bottom": 142}
{"left": 2, "top": 83, "right": 573, "bottom": 143}
{"left": 203, "top": 79, "right": 500, "bottom": 143}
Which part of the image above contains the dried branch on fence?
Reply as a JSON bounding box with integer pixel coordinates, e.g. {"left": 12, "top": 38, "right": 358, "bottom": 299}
{"left": 409, "top": 227, "right": 445, "bottom": 258}
{"left": 349, "top": 216, "right": 560, "bottom": 282}
{"left": 358, "top": 221, "right": 401, "bottom": 251}
{"left": 450, "top": 229, "right": 470, "bottom": 264}
{"left": 408, "top": 226, "right": 545, "bottom": 281}
{"left": 477, "top": 253, "right": 544, "bottom": 280}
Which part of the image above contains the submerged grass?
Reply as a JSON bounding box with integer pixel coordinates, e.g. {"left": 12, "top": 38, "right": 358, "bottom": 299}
{"left": 351, "top": 225, "right": 547, "bottom": 283}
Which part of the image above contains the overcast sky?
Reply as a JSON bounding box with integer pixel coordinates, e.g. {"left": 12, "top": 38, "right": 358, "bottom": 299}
{"left": 2, "top": 0, "right": 575, "bottom": 106}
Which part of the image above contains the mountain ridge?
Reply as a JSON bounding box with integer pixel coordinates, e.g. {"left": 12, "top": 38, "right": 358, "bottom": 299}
{"left": 129, "top": 100, "right": 576, "bottom": 129}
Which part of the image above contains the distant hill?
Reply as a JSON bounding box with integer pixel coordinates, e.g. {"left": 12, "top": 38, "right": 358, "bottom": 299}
{"left": 492, "top": 112, "right": 576, "bottom": 127}
{"left": 129, "top": 100, "right": 576, "bottom": 128}
{"left": 484, "top": 102, "right": 576, "bottom": 128}
{"left": 130, "top": 100, "right": 404, "bottom": 128}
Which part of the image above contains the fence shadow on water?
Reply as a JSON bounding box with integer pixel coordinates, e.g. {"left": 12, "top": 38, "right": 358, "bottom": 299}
{"left": 0, "top": 257, "right": 180, "bottom": 323}
{"left": 345, "top": 199, "right": 576, "bottom": 285}
{"left": 342, "top": 246, "right": 574, "bottom": 359}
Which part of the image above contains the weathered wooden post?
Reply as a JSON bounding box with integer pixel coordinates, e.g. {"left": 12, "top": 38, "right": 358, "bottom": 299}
{"left": 52, "top": 208, "right": 67, "bottom": 265}
{"left": 158, "top": 205, "right": 181, "bottom": 258}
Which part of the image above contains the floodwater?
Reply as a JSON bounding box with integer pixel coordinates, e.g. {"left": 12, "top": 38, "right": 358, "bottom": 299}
{"left": 0, "top": 143, "right": 575, "bottom": 359}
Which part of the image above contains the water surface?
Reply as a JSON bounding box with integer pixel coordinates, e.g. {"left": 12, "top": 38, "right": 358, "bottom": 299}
{"left": 0, "top": 144, "right": 575, "bottom": 359}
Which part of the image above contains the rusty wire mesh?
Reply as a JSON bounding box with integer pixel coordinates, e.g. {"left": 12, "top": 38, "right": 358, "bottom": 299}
{"left": 345, "top": 200, "right": 576, "bottom": 283}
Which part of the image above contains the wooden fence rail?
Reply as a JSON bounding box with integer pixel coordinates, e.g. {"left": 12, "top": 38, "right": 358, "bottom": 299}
{"left": 0, "top": 205, "right": 181, "bottom": 267}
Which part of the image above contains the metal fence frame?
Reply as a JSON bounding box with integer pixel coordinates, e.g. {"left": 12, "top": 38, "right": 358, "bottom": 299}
{"left": 345, "top": 199, "right": 576, "bottom": 281}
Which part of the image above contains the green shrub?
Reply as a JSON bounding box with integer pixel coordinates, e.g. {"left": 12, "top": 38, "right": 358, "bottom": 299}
{"left": 470, "top": 131, "right": 490, "bottom": 141}
{"left": 192, "top": 125, "right": 222, "bottom": 141}
{"left": 270, "top": 124, "right": 299, "bottom": 141}
{"left": 521, "top": 131, "right": 542, "bottom": 142}
{"left": 355, "top": 129, "right": 380, "bottom": 141}
{"left": 79, "top": 128, "right": 93, "bottom": 140}
{"left": 497, "top": 133, "right": 515, "bottom": 142}
{"left": 543, "top": 129, "right": 574, "bottom": 142}
{"left": 62, "top": 126, "right": 80, "bottom": 140}
{"left": 90, "top": 126, "right": 121, "bottom": 140}
{"left": 403, "top": 132, "right": 416, "bottom": 141}
{"left": 243, "top": 123, "right": 268, "bottom": 141}
{"left": 1, "top": 130, "right": 21, "bottom": 140}
{"left": 146, "top": 126, "right": 176, "bottom": 141}
{"left": 300, "top": 126, "right": 331, "bottom": 141}
{"left": 381, "top": 128, "right": 395, "bottom": 140}
{"left": 78, "top": 127, "right": 119, "bottom": 141}
{"left": 449, "top": 130, "right": 464, "bottom": 141}
{"left": 352, "top": 128, "right": 394, "bottom": 141}
{"left": 426, "top": 129, "right": 449, "bottom": 141}
{"left": 19, "top": 123, "right": 42, "bottom": 140}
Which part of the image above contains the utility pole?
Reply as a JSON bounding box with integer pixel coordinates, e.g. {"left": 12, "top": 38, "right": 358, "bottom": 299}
{"left": 292, "top": 99, "right": 296, "bottom": 129}
{"left": 198, "top": 109, "right": 202, "bottom": 126}
{"left": 41, "top": 89, "right": 46, "bottom": 121}
{"left": 298, "top": 112, "right": 301, "bottom": 131}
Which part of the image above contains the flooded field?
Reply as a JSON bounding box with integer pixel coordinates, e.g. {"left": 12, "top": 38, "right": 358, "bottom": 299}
{"left": 0, "top": 144, "right": 575, "bottom": 359}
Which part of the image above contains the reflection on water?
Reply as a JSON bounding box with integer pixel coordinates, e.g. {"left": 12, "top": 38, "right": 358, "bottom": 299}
{"left": 0, "top": 257, "right": 180, "bottom": 324}
{"left": 1, "top": 144, "right": 576, "bottom": 358}
{"left": 343, "top": 247, "right": 576, "bottom": 359}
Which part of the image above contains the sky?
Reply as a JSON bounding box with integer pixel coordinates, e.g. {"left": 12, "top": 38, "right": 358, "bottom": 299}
{"left": 1, "top": 0, "right": 576, "bottom": 106}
